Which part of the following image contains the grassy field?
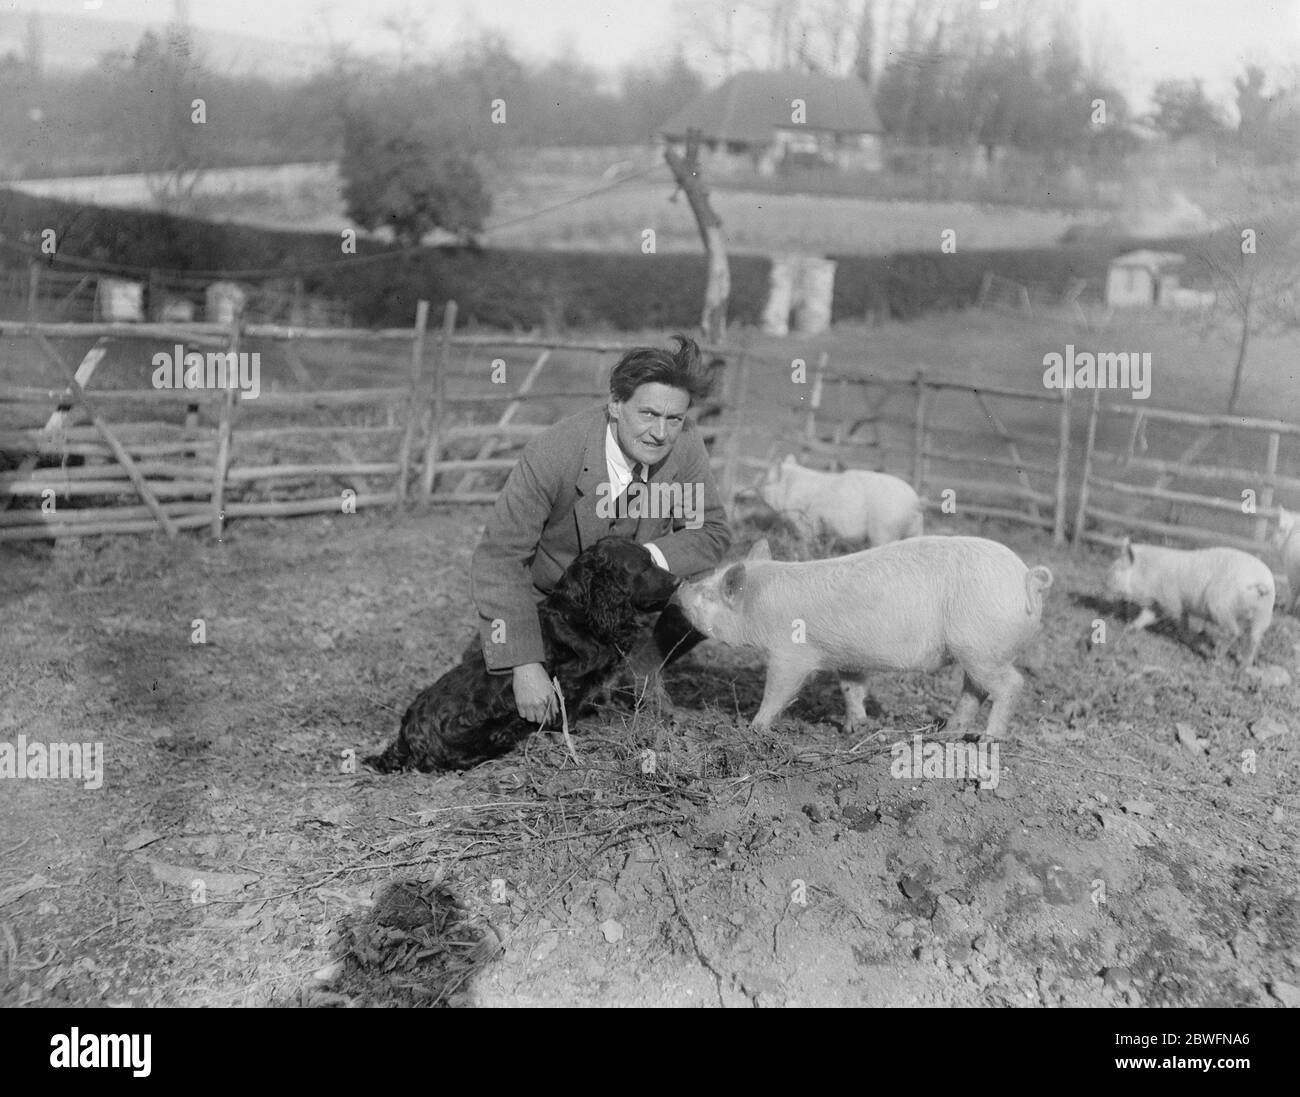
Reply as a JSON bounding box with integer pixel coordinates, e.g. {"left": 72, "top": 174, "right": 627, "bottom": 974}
{"left": 482, "top": 164, "right": 1103, "bottom": 254}
{"left": 12, "top": 158, "right": 1106, "bottom": 256}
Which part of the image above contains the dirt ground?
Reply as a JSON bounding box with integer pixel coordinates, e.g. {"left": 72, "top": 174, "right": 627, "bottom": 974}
{"left": 1, "top": 504, "right": 1297, "bottom": 1008}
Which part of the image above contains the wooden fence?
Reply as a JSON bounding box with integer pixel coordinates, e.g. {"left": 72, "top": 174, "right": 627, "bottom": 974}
{"left": 1072, "top": 390, "right": 1300, "bottom": 553}
{"left": 790, "top": 357, "right": 1072, "bottom": 543}
{"left": 0, "top": 301, "right": 750, "bottom": 541}
{"left": 5, "top": 299, "right": 1299, "bottom": 561}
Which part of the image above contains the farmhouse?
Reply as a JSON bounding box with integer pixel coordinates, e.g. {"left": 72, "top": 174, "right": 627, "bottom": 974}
{"left": 660, "top": 70, "right": 884, "bottom": 176}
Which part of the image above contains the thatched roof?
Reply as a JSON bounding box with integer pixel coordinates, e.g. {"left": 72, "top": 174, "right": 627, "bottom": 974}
{"left": 661, "top": 70, "right": 883, "bottom": 144}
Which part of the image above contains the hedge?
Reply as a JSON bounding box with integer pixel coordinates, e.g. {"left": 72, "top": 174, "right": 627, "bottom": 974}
{"left": 0, "top": 187, "right": 1207, "bottom": 329}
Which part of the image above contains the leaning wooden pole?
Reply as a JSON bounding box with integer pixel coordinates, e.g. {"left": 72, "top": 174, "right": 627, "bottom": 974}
{"left": 34, "top": 332, "right": 180, "bottom": 538}
{"left": 664, "top": 127, "right": 730, "bottom": 344}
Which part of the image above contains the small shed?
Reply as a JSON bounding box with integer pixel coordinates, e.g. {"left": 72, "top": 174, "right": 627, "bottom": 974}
{"left": 1105, "top": 250, "right": 1185, "bottom": 308}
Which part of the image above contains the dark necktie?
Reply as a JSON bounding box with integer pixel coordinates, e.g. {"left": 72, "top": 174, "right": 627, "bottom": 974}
{"left": 608, "top": 463, "right": 645, "bottom": 539}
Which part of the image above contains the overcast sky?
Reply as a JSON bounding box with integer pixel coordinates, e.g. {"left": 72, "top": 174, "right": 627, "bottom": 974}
{"left": 8, "top": 0, "right": 1300, "bottom": 109}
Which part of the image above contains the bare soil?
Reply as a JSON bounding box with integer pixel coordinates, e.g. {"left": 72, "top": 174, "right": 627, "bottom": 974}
{"left": 2, "top": 506, "right": 1297, "bottom": 1008}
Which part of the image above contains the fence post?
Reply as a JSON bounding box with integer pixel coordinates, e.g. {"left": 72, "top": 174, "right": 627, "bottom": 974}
{"left": 210, "top": 310, "right": 242, "bottom": 539}
{"left": 421, "top": 300, "right": 457, "bottom": 498}
{"left": 721, "top": 355, "right": 752, "bottom": 507}
{"left": 396, "top": 300, "right": 429, "bottom": 504}
{"left": 1071, "top": 386, "right": 1101, "bottom": 546}
{"left": 1257, "top": 430, "right": 1280, "bottom": 542}
{"left": 832, "top": 374, "right": 849, "bottom": 445}
{"left": 27, "top": 261, "right": 40, "bottom": 320}
{"left": 291, "top": 278, "right": 307, "bottom": 327}
{"left": 911, "top": 368, "right": 928, "bottom": 493}
{"left": 1053, "top": 389, "right": 1071, "bottom": 545}
{"left": 147, "top": 269, "right": 162, "bottom": 321}
{"left": 803, "top": 352, "right": 826, "bottom": 444}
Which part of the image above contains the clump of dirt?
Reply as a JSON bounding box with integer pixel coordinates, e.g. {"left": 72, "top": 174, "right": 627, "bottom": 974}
{"left": 305, "top": 880, "right": 499, "bottom": 1008}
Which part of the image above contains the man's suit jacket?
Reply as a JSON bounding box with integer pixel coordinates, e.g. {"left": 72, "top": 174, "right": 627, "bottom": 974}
{"left": 470, "top": 404, "right": 731, "bottom": 671}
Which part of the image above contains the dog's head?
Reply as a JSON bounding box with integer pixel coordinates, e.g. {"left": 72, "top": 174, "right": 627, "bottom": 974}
{"left": 551, "top": 537, "right": 680, "bottom": 643}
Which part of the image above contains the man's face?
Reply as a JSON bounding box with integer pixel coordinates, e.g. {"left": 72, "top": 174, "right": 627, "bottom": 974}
{"left": 608, "top": 382, "right": 691, "bottom": 467}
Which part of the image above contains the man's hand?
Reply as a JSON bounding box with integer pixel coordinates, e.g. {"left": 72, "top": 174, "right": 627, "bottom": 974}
{"left": 512, "top": 662, "right": 556, "bottom": 724}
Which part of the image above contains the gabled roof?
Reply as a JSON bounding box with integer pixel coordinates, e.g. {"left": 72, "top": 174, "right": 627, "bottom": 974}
{"left": 661, "top": 70, "right": 883, "bottom": 143}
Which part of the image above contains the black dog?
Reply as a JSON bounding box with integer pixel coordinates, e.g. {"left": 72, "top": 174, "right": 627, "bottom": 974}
{"left": 365, "top": 537, "right": 680, "bottom": 772}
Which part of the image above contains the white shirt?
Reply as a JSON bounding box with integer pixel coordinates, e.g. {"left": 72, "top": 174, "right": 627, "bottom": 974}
{"left": 605, "top": 424, "right": 670, "bottom": 572}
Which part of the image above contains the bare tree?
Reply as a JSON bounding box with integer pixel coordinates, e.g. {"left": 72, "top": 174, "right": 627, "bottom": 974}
{"left": 814, "top": 0, "right": 857, "bottom": 72}
{"left": 853, "top": 0, "right": 877, "bottom": 86}
{"left": 380, "top": 3, "right": 430, "bottom": 73}
{"left": 102, "top": 24, "right": 209, "bottom": 212}
{"left": 672, "top": 0, "right": 759, "bottom": 76}
{"left": 1196, "top": 212, "right": 1300, "bottom": 413}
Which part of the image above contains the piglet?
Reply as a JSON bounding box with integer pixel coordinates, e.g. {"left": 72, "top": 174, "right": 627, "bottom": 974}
{"left": 677, "top": 536, "right": 1052, "bottom": 738}
{"left": 1273, "top": 507, "right": 1300, "bottom": 612}
{"left": 1104, "top": 539, "right": 1274, "bottom": 666}
{"left": 757, "top": 455, "right": 923, "bottom": 546}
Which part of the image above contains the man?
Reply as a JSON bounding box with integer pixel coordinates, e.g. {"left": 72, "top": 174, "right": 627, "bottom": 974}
{"left": 471, "top": 334, "right": 731, "bottom": 724}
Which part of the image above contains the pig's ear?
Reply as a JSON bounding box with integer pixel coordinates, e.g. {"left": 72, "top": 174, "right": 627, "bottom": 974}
{"left": 746, "top": 538, "right": 772, "bottom": 561}
{"left": 781, "top": 454, "right": 797, "bottom": 467}
{"left": 722, "top": 563, "right": 746, "bottom": 605}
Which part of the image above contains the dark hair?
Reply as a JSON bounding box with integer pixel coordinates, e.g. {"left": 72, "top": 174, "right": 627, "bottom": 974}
{"left": 608, "top": 334, "right": 715, "bottom": 404}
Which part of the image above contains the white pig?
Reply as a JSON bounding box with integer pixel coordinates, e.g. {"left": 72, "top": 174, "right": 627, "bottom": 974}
{"left": 1104, "top": 539, "right": 1274, "bottom": 666}
{"left": 758, "top": 455, "right": 923, "bottom": 546}
{"left": 677, "top": 536, "right": 1053, "bottom": 739}
{"left": 1273, "top": 506, "right": 1300, "bottom": 612}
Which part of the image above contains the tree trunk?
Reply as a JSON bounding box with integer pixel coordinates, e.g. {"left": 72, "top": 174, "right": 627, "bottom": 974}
{"left": 664, "top": 128, "right": 730, "bottom": 344}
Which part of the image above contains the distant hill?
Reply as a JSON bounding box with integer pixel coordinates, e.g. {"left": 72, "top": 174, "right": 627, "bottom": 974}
{"left": 0, "top": 8, "right": 327, "bottom": 80}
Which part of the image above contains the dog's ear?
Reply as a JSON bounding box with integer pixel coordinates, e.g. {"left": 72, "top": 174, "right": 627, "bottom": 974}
{"left": 552, "top": 552, "right": 593, "bottom": 610}
{"left": 554, "top": 551, "right": 634, "bottom": 641}
{"left": 583, "top": 556, "right": 638, "bottom": 642}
